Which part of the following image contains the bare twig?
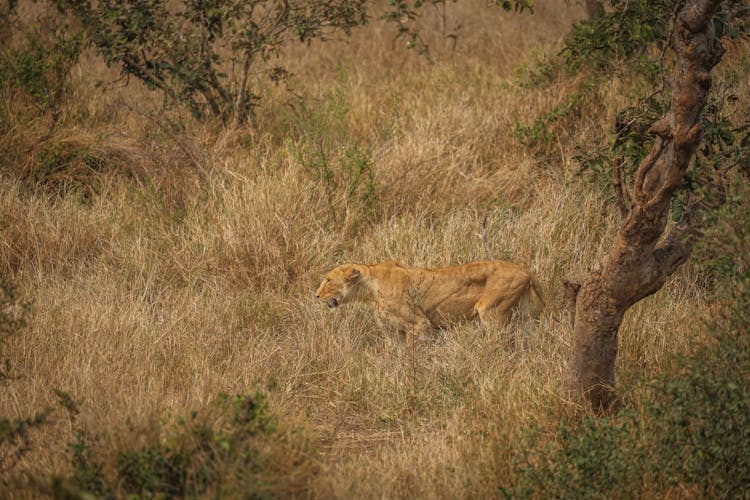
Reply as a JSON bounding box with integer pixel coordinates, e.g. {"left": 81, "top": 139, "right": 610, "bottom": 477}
{"left": 478, "top": 214, "right": 494, "bottom": 260}
{"left": 646, "top": 1, "right": 684, "bottom": 104}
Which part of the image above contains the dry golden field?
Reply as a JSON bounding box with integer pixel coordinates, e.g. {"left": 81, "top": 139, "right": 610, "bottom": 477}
{"left": 1, "top": 0, "right": 749, "bottom": 497}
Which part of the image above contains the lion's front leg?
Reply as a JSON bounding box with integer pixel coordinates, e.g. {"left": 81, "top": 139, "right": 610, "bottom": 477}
{"left": 376, "top": 305, "right": 432, "bottom": 344}
{"left": 398, "top": 315, "right": 433, "bottom": 344}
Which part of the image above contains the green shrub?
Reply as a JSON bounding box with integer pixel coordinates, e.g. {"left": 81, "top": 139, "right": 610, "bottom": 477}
{"left": 0, "top": 9, "right": 82, "bottom": 115}
{"left": 515, "top": 0, "right": 749, "bottom": 190}
{"left": 288, "top": 86, "right": 377, "bottom": 224}
{"left": 67, "top": 430, "right": 106, "bottom": 496}
{"left": 53, "top": 0, "right": 368, "bottom": 125}
{"left": 505, "top": 286, "right": 750, "bottom": 497}
{"left": 66, "top": 391, "right": 313, "bottom": 498}
{"left": 0, "top": 277, "right": 54, "bottom": 485}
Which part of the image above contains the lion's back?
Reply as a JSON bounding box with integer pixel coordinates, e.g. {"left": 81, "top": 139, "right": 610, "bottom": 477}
{"left": 368, "top": 259, "right": 535, "bottom": 330}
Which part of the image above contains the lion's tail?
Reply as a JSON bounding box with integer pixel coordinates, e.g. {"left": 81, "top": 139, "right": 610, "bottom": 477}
{"left": 518, "top": 273, "right": 545, "bottom": 318}
{"left": 530, "top": 273, "right": 546, "bottom": 308}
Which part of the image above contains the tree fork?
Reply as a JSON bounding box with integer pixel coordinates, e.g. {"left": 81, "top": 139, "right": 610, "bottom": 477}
{"left": 564, "top": 0, "right": 725, "bottom": 412}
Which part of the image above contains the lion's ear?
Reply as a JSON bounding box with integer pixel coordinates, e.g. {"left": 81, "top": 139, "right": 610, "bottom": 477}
{"left": 348, "top": 267, "right": 361, "bottom": 281}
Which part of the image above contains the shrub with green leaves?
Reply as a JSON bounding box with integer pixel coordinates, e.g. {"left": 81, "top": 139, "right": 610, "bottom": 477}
{"left": 65, "top": 391, "right": 315, "bottom": 498}
{"left": 0, "top": 6, "right": 82, "bottom": 126}
{"left": 0, "top": 5, "right": 84, "bottom": 191}
{"left": 504, "top": 199, "right": 750, "bottom": 498}
{"left": 53, "top": 0, "right": 368, "bottom": 125}
{"left": 288, "top": 86, "right": 377, "bottom": 223}
{"left": 515, "top": 0, "right": 749, "bottom": 180}
{"left": 563, "top": 0, "right": 672, "bottom": 76}
{"left": 7, "top": 20, "right": 82, "bottom": 113}
{"left": 505, "top": 275, "right": 750, "bottom": 498}
{"left": 0, "top": 277, "right": 54, "bottom": 484}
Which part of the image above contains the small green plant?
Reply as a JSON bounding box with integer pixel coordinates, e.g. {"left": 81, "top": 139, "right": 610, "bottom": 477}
{"left": 505, "top": 292, "right": 750, "bottom": 497}
{"left": 0, "top": 276, "right": 54, "bottom": 484}
{"left": 10, "top": 21, "right": 82, "bottom": 113}
{"left": 288, "top": 86, "right": 377, "bottom": 223}
{"left": 514, "top": 83, "right": 594, "bottom": 158}
{"left": 0, "top": 8, "right": 82, "bottom": 121}
{"left": 513, "top": 51, "right": 556, "bottom": 89}
{"left": 67, "top": 430, "right": 106, "bottom": 496}
{"left": 0, "top": 5, "right": 83, "bottom": 187}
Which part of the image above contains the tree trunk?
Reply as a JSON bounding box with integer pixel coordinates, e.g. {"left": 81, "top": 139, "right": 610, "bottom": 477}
{"left": 565, "top": 0, "right": 725, "bottom": 412}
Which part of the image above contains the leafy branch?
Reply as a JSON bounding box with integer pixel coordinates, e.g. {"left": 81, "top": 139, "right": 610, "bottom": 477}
{"left": 53, "top": 0, "right": 368, "bottom": 125}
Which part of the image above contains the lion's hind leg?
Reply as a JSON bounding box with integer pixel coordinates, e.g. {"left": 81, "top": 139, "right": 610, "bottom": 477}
{"left": 476, "top": 299, "right": 514, "bottom": 330}
{"left": 475, "top": 287, "right": 527, "bottom": 349}
{"left": 475, "top": 284, "right": 526, "bottom": 326}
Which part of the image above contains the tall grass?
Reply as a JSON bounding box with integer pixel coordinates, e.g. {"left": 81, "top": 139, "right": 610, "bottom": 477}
{"left": 1, "top": 0, "right": 748, "bottom": 497}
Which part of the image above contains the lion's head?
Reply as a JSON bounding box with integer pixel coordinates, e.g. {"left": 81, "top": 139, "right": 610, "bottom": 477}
{"left": 315, "top": 264, "right": 362, "bottom": 309}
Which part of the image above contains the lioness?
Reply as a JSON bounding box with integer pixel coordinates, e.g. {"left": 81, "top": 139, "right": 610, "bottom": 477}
{"left": 315, "top": 260, "right": 544, "bottom": 337}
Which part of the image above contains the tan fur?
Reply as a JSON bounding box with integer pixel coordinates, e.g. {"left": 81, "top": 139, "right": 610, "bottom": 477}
{"left": 315, "top": 260, "right": 544, "bottom": 337}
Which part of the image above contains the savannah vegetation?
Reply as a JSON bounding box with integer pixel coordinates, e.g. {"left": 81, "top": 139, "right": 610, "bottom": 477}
{"left": 1, "top": 0, "right": 749, "bottom": 497}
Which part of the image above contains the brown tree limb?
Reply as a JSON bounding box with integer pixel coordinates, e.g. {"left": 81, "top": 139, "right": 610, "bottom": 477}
{"left": 655, "top": 172, "right": 727, "bottom": 275}
{"left": 632, "top": 136, "right": 666, "bottom": 204}
{"left": 565, "top": 0, "right": 725, "bottom": 412}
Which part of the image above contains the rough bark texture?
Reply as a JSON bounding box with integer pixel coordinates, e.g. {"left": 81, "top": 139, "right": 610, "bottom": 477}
{"left": 565, "top": 0, "right": 725, "bottom": 412}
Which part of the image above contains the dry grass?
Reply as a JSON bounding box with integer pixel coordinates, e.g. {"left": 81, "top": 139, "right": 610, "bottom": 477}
{"left": 1, "top": 0, "right": 744, "bottom": 497}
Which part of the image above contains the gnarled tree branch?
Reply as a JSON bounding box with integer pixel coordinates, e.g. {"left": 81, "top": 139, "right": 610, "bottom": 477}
{"left": 565, "top": 0, "right": 725, "bottom": 412}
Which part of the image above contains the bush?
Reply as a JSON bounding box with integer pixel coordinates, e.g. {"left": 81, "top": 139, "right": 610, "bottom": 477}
{"left": 65, "top": 391, "right": 316, "bottom": 498}
{"left": 287, "top": 85, "right": 377, "bottom": 224}
{"left": 504, "top": 198, "right": 750, "bottom": 498}
{"left": 505, "top": 285, "right": 750, "bottom": 497}
{"left": 53, "top": 0, "right": 368, "bottom": 125}
{"left": 515, "top": 0, "right": 750, "bottom": 193}
{"left": 0, "top": 276, "right": 54, "bottom": 485}
{"left": 0, "top": 7, "right": 82, "bottom": 120}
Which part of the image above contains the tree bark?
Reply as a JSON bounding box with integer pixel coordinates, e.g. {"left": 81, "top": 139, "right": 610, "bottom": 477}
{"left": 565, "top": 0, "right": 725, "bottom": 412}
